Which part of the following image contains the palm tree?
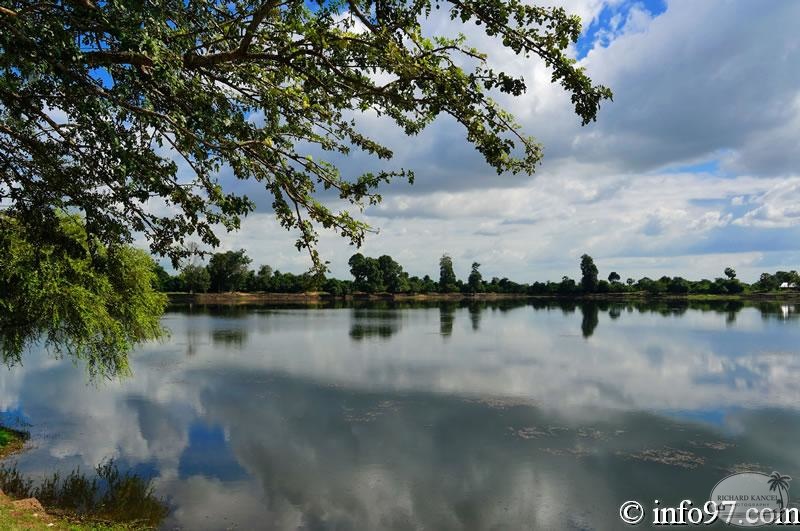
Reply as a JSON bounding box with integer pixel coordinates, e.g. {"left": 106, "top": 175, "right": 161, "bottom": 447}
{"left": 768, "top": 472, "right": 792, "bottom": 509}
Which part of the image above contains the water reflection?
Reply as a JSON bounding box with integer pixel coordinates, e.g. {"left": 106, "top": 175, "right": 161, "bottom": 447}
{"left": 1, "top": 300, "right": 799, "bottom": 529}
{"left": 211, "top": 328, "right": 248, "bottom": 347}
{"left": 580, "top": 303, "right": 599, "bottom": 338}
{"left": 468, "top": 303, "right": 482, "bottom": 331}
{"left": 439, "top": 303, "right": 456, "bottom": 337}
{"left": 350, "top": 307, "right": 402, "bottom": 340}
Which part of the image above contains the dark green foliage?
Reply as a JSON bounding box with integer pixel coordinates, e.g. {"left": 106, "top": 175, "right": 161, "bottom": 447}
{"left": 580, "top": 254, "right": 599, "bottom": 293}
{"left": 151, "top": 264, "right": 172, "bottom": 292}
{"left": 0, "top": 459, "right": 168, "bottom": 527}
{"left": 323, "top": 278, "right": 352, "bottom": 296}
{"left": 752, "top": 271, "right": 799, "bottom": 291}
{"left": 557, "top": 276, "right": 578, "bottom": 295}
{"left": 468, "top": 262, "right": 484, "bottom": 293}
{"left": 667, "top": 277, "right": 690, "bottom": 294}
{"left": 378, "top": 255, "right": 410, "bottom": 293}
{"left": 180, "top": 264, "right": 211, "bottom": 293}
{"left": 348, "top": 253, "right": 409, "bottom": 293}
{"left": 0, "top": 0, "right": 610, "bottom": 269}
{"left": 439, "top": 254, "right": 458, "bottom": 293}
{"left": 407, "top": 275, "right": 438, "bottom": 294}
{"left": 151, "top": 248, "right": 793, "bottom": 298}
{"left": 208, "top": 250, "right": 252, "bottom": 292}
{"left": 637, "top": 277, "right": 665, "bottom": 295}
{"left": 254, "top": 265, "right": 274, "bottom": 291}
{"left": 349, "top": 253, "right": 384, "bottom": 293}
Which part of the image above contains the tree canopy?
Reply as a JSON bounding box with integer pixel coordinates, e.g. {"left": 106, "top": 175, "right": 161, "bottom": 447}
{"left": 579, "top": 254, "right": 598, "bottom": 293}
{"left": 439, "top": 254, "right": 457, "bottom": 292}
{"left": 207, "top": 249, "right": 252, "bottom": 292}
{"left": 0, "top": 214, "right": 166, "bottom": 377}
{"left": 468, "top": 262, "right": 483, "bottom": 293}
{"left": 0, "top": 0, "right": 611, "bottom": 268}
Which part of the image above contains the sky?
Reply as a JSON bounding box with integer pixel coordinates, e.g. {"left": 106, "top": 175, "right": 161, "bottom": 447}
{"left": 163, "top": 0, "right": 800, "bottom": 283}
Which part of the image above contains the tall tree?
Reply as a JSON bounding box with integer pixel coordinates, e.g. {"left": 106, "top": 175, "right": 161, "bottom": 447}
{"left": 348, "top": 253, "right": 385, "bottom": 292}
{"left": 207, "top": 250, "right": 252, "bottom": 292}
{"left": 439, "top": 254, "right": 457, "bottom": 293}
{"left": 255, "top": 265, "right": 274, "bottom": 292}
{"left": 468, "top": 262, "right": 484, "bottom": 293}
{"left": 0, "top": 0, "right": 611, "bottom": 269}
{"left": 580, "top": 254, "right": 599, "bottom": 293}
{"left": 607, "top": 271, "right": 621, "bottom": 283}
{"left": 180, "top": 264, "right": 211, "bottom": 294}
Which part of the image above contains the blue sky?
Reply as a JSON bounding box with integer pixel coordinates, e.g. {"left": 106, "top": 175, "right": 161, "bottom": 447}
{"left": 575, "top": 0, "right": 667, "bottom": 59}
{"left": 157, "top": 0, "right": 800, "bottom": 283}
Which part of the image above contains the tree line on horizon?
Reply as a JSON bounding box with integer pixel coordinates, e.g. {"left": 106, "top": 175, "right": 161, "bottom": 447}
{"left": 153, "top": 251, "right": 800, "bottom": 297}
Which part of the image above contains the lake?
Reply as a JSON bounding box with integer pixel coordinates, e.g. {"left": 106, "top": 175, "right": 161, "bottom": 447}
{"left": 2, "top": 300, "right": 800, "bottom": 529}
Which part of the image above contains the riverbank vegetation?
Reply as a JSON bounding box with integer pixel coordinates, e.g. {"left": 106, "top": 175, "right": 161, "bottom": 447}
{"left": 156, "top": 250, "right": 800, "bottom": 299}
{"left": 0, "top": 460, "right": 168, "bottom": 529}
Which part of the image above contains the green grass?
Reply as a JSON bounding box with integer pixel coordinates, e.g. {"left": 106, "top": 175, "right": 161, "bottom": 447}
{"left": 0, "top": 495, "right": 134, "bottom": 530}
{"left": 0, "top": 427, "right": 14, "bottom": 446}
{"left": 0, "top": 427, "right": 27, "bottom": 459}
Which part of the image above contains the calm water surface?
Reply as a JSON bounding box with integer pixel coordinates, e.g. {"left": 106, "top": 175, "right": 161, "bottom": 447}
{"left": 2, "top": 300, "right": 800, "bottom": 529}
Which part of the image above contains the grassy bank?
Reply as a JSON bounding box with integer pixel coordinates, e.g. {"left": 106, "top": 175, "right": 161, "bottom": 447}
{"left": 1, "top": 429, "right": 139, "bottom": 529}
{"left": 0, "top": 427, "right": 114, "bottom": 529}
{"left": 1, "top": 429, "right": 167, "bottom": 531}
{"left": 0, "top": 492, "right": 133, "bottom": 530}
{"left": 0, "top": 427, "right": 27, "bottom": 460}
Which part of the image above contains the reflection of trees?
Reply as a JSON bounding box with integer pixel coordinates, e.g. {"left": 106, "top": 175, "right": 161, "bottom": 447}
{"left": 185, "top": 325, "right": 203, "bottom": 357}
{"left": 170, "top": 299, "right": 788, "bottom": 349}
{"left": 211, "top": 328, "right": 248, "bottom": 347}
{"left": 439, "top": 303, "right": 456, "bottom": 337}
{"left": 580, "top": 303, "right": 599, "bottom": 338}
{"left": 349, "top": 307, "right": 401, "bottom": 340}
{"left": 758, "top": 303, "right": 800, "bottom": 321}
{"left": 557, "top": 300, "right": 577, "bottom": 314}
{"left": 468, "top": 303, "right": 483, "bottom": 331}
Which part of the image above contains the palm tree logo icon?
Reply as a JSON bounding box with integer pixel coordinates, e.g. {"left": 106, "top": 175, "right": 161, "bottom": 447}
{"left": 768, "top": 471, "right": 792, "bottom": 509}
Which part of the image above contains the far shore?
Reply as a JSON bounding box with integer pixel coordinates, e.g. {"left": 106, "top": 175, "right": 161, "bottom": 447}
{"left": 167, "top": 290, "right": 800, "bottom": 305}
